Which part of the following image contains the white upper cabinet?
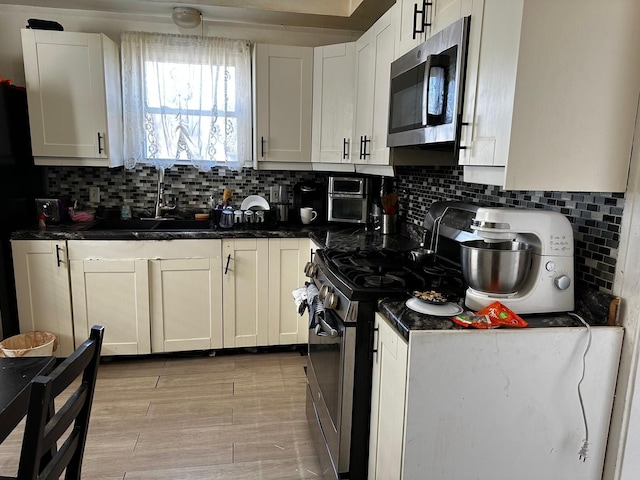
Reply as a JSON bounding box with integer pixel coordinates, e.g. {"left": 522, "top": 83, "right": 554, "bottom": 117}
{"left": 460, "top": 0, "right": 640, "bottom": 192}
{"left": 395, "top": 0, "right": 433, "bottom": 58}
{"left": 21, "top": 29, "right": 123, "bottom": 167}
{"left": 352, "top": 6, "right": 397, "bottom": 174}
{"left": 253, "top": 44, "right": 313, "bottom": 170}
{"left": 311, "top": 42, "right": 356, "bottom": 172}
{"left": 396, "top": 0, "right": 471, "bottom": 60}
{"left": 431, "top": 0, "right": 471, "bottom": 35}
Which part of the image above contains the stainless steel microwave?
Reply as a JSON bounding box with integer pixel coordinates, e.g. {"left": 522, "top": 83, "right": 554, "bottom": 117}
{"left": 388, "top": 16, "right": 470, "bottom": 149}
{"left": 327, "top": 176, "right": 369, "bottom": 224}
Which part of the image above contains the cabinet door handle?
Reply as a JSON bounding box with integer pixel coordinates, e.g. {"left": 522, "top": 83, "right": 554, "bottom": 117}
{"left": 97, "top": 133, "right": 104, "bottom": 154}
{"left": 422, "top": 1, "right": 432, "bottom": 29}
{"left": 455, "top": 114, "right": 469, "bottom": 153}
{"left": 224, "top": 254, "right": 231, "bottom": 274}
{"left": 413, "top": 1, "right": 432, "bottom": 37}
{"left": 342, "top": 138, "right": 349, "bottom": 160}
{"left": 56, "top": 244, "right": 62, "bottom": 267}
{"left": 412, "top": 3, "right": 420, "bottom": 39}
{"left": 260, "top": 137, "right": 265, "bottom": 158}
{"left": 360, "top": 136, "right": 370, "bottom": 159}
{"left": 371, "top": 326, "right": 379, "bottom": 361}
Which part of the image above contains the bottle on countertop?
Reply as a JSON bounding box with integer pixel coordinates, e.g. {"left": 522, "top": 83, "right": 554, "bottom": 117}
{"left": 121, "top": 202, "right": 132, "bottom": 220}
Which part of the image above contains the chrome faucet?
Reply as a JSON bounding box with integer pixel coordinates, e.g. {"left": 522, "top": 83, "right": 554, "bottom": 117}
{"left": 154, "top": 168, "right": 176, "bottom": 219}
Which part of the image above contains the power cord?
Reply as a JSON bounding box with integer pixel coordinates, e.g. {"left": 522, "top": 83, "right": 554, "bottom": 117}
{"left": 568, "top": 312, "right": 592, "bottom": 462}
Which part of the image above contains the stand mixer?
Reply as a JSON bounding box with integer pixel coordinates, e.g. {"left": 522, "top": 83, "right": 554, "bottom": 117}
{"left": 464, "top": 208, "right": 574, "bottom": 314}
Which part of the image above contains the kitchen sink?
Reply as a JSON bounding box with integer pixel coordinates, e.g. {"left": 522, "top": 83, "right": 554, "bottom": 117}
{"left": 152, "top": 219, "right": 213, "bottom": 231}
{"left": 86, "top": 218, "right": 214, "bottom": 231}
{"left": 87, "top": 219, "right": 159, "bottom": 230}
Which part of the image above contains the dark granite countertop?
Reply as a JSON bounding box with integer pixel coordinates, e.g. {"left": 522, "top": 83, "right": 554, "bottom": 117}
{"left": 309, "top": 223, "right": 423, "bottom": 251}
{"left": 12, "top": 221, "right": 425, "bottom": 248}
{"left": 11, "top": 222, "right": 326, "bottom": 241}
{"left": 378, "top": 288, "right": 620, "bottom": 342}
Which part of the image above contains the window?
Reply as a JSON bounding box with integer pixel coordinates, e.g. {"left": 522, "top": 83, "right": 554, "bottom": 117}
{"left": 121, "top": 32, "right": 251, "bottom": 171}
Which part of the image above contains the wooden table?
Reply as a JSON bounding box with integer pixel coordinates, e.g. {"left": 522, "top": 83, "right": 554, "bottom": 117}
{"left": 0, "top": 356, "right": 56, "bottom": 444}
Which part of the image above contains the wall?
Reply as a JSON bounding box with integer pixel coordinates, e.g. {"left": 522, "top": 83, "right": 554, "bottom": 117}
{"left": 46, "top": 163, "right": 624, "bottom": 295}
{"left": 395, "top": 166, "right": 624, "bottom": 293}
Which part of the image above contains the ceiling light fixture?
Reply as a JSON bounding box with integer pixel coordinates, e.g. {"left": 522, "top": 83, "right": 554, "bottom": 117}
{"left": 172, "top": 7, "right": 202, "bottom": 29}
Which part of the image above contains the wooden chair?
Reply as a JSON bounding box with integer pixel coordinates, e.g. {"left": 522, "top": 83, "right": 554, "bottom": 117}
{"left": 1, "top": 325, "right": 104, "bottom": 480}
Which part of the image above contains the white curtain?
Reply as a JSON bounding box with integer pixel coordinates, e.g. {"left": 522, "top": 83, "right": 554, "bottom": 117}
{"left": 121, "top": 32, "right": 251, "bottom": 171}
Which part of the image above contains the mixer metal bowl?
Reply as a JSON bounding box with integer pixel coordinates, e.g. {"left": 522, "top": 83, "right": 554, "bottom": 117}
{"left": 460, "top": 240, "right": 533, "bottom": 294}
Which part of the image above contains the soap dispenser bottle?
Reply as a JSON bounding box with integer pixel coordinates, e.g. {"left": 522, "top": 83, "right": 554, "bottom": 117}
{"left": 121, "top": 201, "right": 132, "bottom": 220}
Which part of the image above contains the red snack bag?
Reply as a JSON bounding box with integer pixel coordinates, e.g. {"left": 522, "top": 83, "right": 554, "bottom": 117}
{"left": 476, "top": 301, "right": 528, "bottom": 328}
{"left": 451, "top": 311, "right": 500, "bottom": 329}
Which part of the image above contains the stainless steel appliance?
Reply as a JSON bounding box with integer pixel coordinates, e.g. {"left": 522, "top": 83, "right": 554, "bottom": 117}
{"left": 387, "top": 16, "right": 470, "bottom": 149}
{"left": 327, "top": 176, "right": 369, "bottom": 224}
{"left": 305, "top": 201, "right": 480, "bottom": 478}
{"left": 463, "top": 207, "right": 575, "bottom": 314}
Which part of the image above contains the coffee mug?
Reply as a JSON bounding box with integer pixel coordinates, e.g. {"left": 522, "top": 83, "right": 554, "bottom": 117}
{"left": 300, "top": 207, "right": 318, "bottom": 225}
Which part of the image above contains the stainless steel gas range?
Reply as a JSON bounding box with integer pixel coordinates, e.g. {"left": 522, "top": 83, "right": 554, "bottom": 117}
{"left": 304, "top": 202, "right": 480, "bottom": 479}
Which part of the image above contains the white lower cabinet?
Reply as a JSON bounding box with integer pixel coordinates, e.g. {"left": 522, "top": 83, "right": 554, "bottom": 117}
{"left": 149, "top": 255, "right": 223, "bottom": 353}
{"left": 222, "top": 239, "right": 270, "bottom": 348}
{"left": 68, "top": 240, "right": 222, "bottom": 356}
{"left": 268, "top": 238, "right": 310, "bottom": 345}
{"left": 13, "top": 237, "right": 307, "bottom": 357}
{"left": 368, "top": 312, "right": 409, "bottom": 480}
{"left": 11, "top": 240, "right": 75, "bottom": 357}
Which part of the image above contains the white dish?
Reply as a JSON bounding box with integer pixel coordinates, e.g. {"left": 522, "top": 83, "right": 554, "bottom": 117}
{"left": 240, "top": 195, "right": 270, "bottom": 211}
{"left": 405, "top": 297, "right": 464, "bottom": 316}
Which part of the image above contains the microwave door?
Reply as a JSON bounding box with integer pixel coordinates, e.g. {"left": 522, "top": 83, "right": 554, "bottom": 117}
{"left": 422, "top": 54, "right": 448, "bottom": 127}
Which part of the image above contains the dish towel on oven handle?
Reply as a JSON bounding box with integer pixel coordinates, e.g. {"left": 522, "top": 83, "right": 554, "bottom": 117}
{"left": 305, "top": 282, "right": 325, "bottom": 328}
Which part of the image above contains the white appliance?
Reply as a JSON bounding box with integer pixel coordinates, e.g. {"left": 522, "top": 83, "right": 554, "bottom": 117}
{"left": 398, "top": 324, "right": 623, "bottom": 480}
{"left": 465, "top": 208, "right": 574, "bottom": 313}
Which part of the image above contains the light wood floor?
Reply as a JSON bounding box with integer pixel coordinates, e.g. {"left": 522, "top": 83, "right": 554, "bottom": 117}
{"left": 0, "top": 348, "right": 322, "bottom": 479}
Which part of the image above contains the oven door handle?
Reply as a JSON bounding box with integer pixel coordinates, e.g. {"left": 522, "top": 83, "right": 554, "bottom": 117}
{"left": 314, "top": 316, "right": 339, "bottom": 338}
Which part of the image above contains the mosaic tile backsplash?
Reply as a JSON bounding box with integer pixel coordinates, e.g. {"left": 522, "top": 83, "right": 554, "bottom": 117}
{"left": 46, "top": 164, "right": 624, "bottom": 293}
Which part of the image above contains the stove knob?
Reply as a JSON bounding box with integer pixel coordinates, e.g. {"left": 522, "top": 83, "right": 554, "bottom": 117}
{"left": 304, "top": 262, "right": 318, "bottom": 278}
{"left": 318, "top": 284, "right": 330, "bottom": 300}
{"left": 324, "top": 292, "right": 339, "bottom": 310}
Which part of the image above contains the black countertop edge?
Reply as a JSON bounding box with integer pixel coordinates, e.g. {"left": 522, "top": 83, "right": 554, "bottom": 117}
{"left": 12, "top": 221, "right": 426, "bottom": 246}
{"left": 378, "top": 296, "right": 615, "bottom": 342}
{"left": 11, "top": 224, "right": 328, "bottom": 241}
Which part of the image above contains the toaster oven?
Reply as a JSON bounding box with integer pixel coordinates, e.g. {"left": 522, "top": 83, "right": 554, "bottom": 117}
{"left": 327, "top": 176, "right": 369, "bottom": 224}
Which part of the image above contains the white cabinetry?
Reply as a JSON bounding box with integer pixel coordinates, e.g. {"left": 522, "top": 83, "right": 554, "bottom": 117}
{"left": 68, "top": 240, "right": 222, "bottom": 356}
{"left": 11, "top": 240, "right": 74, "bottom": 357}
{"left": 268, "top": 238, "right": 310, "bottom": 345}
{"left": 369, "top": 313, "right": 623, "bottom": 479}
{"left": 253, "top": 44, "right": 313, "bottom": 170}
{"left": 368, "top": 313, "right": 408, "bottom": 480}
{"left": 222, "top": 239, "right": 269, "bottom": 347}
{"left": 352, "top": 7, "right": 397, "bottom": 174}
{"left": 396, "top": 0, "right": 471, "bottom": 58}
{"left": 395, "top": 0, "right": 433, "bottom": 58}
{"left": 12, "top": 237, "right": 307, "bottom": 357}
{"left": 431, "top": 0, "right": 470, "bottom": 35}
{"left": 20, "top": 29, "right": 123, "bottom": 167}
{"left": 311, "top": 42, "right": 356, "bottom": 172}
{"left": 460, "top": 0, "right": 640, "bottom": 192}
{"left": 149, "top": 255, "right": 223, "bottom": 353}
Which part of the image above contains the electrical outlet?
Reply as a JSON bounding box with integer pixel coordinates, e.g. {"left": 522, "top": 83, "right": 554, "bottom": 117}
{"left": 89, "top": 186, "right": 100, "bottom": 204}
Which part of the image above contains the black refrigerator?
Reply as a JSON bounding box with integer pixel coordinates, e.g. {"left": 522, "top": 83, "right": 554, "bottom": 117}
{"left": 0, "top": 82, "right": 46, "bottom": 338}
